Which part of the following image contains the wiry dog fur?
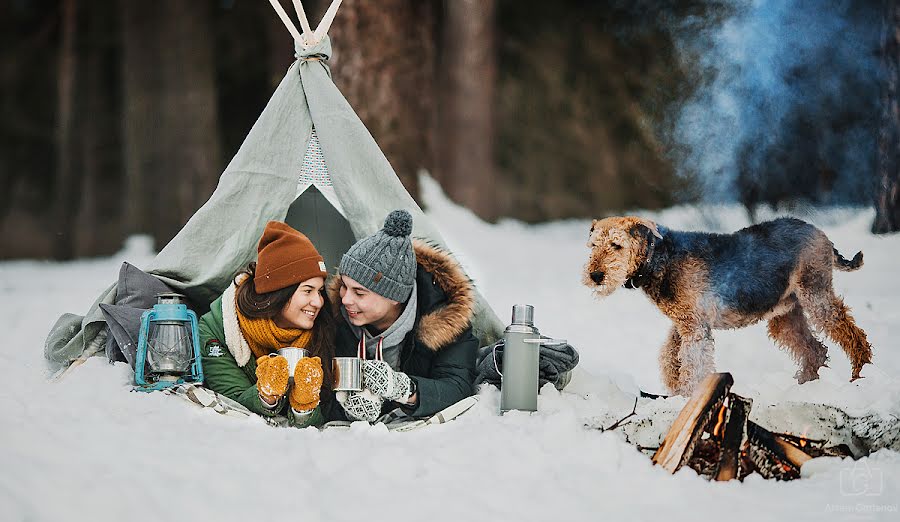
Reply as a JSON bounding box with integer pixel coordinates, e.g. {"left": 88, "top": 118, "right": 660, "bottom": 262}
{"left": 583, "top": 216, "right": 873, "bottom": 396}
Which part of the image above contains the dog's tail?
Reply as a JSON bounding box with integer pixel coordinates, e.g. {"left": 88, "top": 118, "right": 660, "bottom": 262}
{"left": 833, "top": 248, "right": 864, "bottom": 271}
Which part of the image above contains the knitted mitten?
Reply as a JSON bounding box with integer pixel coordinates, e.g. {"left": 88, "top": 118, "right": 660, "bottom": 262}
{"left": 289, "top": 356, "right": 324, "bottom": 412}
{"left": 362, "top": 359, "right": 412, "bottom": 402}
{"left": 336, "top": 389, "right": 384, "bottom": 422}
{"left": 255, "top": 354, "right": 290, "bottom": 405}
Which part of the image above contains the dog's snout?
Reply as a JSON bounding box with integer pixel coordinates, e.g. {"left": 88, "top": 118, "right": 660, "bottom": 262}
{"left": 590, "top": 271, "right": 605, "bottom": 284}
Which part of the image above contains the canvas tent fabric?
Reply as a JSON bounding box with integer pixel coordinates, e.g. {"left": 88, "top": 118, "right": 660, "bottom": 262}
{"left": 44, "top": 36, "right": 504, "bottom": 374}
{"left": 289, "top": 126, "right": 356, "bottom": 271}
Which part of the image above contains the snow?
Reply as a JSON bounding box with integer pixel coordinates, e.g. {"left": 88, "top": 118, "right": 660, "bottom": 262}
{"left": 1, "top": 182, "right": 899, "bottom": 521}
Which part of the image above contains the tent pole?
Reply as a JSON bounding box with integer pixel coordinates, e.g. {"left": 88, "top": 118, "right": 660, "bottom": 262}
{"left": 313, "top": 0, "right": 343, "bottom": 42}
{"left": 268, "top": 0, "right": 303, "bottom": 43}
{"left": 292, "top": 0, "right": 314, "bottom": 43}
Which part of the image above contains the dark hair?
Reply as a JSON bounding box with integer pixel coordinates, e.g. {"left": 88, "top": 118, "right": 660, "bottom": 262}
{"left": 234, "top": 262, "right": 335, "bottom": 392}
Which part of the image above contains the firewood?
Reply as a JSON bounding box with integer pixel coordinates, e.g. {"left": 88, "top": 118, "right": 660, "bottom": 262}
{"left": 776, "top": 433, "right": 854, "bottom": 458}
{"left": 773, "top": 437, "right": 812, "bottom": 467}
{"left": 777, "top": 432, "right": 825, "bottom": 451}
{"left": 652, "top": 373, "right": 734, "bottom": 473}
{"left": 745, "top": 421, "right": 810, "bottom": 480}
{"left": 687, "top": 438, "right": 720, "bottom": 477}
{"left": 640, "top": 373, "right": 871, "bottom": 481}
{"left": 713, "top": 394, "right": 752, "bottom": 481}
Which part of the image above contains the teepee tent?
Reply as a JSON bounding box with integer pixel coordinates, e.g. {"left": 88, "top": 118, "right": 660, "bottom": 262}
{"left": 45, "top": 0, "right": 504, "bottom": 374}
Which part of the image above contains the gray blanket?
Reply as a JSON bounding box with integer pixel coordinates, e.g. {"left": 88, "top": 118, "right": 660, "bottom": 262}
{"left": 475, "top": 338, "right": 579, "bottom": 391}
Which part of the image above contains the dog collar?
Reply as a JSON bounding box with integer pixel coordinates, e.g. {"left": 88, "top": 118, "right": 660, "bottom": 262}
{"left": 625, "top": 233, "right": 659, "bottom": 289}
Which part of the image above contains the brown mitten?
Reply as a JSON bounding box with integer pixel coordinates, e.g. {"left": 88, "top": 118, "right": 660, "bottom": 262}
{"left": 255, "top": 354, "right": 290, "bottom": 405}
{"left": 289, "top": 356, "right": 324, "bottom": 412}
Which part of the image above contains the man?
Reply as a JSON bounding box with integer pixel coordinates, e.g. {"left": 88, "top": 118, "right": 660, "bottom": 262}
{"left": 326, "top": 209, "right": 478, "bottom": 422}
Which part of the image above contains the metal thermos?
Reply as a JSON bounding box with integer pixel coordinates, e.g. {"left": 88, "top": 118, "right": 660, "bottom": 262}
{"left": 500, "top": 304, "right": 541, "bottom": 413}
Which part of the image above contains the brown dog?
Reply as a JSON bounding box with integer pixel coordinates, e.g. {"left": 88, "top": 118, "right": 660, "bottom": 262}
{"left": 583, "top": 216, "right": 873, "bottom": 396}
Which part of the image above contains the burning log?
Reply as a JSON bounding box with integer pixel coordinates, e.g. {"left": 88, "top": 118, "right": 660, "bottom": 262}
{"left": 651, "top": 372, "right": 853, "bottom": 482}
{"left": 713, "top": 394, "right": 751, "bottom": 481}
{"left": 776, "top": 431, "right": 853, "bottom": 459}
{"left": 744, "top": 421, "right": 807, "bottom": 480}
{"left": 651, "top": 373, "right": 733, "bottom": 473}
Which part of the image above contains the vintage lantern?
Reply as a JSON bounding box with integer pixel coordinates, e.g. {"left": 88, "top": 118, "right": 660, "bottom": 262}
{"left": 134, "top": 293, "right": 204, "bottom": 391}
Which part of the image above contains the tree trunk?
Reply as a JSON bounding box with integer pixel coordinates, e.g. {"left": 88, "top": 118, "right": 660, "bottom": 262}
{"left": 73, "top": 0, "right": 125, "bottom": 257}
{"left": 120, "top": 0, "right": 163, "bottom": 239}
{"left": 437, "top": 0, "right": 498, "bottom": 221}
{"left": 875, "top": 0, "right": 900, "bottom": 234}
{"left": 53, "top": 0, "right": 79, "bottom": 260}
{"left": 157, "top": 0, "right": 221, "bottom": 247}
{"left": 121, "top": 0, "right": 221, "bottom": 250}
{"left": 327, "top": 0, "right": 438, "bottom": 201}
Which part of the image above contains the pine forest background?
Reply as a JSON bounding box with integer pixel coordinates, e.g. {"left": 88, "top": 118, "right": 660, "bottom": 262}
{"left": 1, "top": 0, "right": 898, "bottom": 260}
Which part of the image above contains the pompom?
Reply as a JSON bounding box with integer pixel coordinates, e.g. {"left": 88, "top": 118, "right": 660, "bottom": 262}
{"left": 383, "top": 209, "right": 413, "bottom": 237}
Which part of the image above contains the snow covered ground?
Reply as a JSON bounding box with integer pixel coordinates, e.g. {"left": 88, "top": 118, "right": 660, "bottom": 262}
{"left": 1, "top": 179, "right": 898, "bottom": 521}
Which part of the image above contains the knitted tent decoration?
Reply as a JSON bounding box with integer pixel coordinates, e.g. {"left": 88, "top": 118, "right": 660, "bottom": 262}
{"left": 44, "top": 0, "right": 504, "bottom": 375}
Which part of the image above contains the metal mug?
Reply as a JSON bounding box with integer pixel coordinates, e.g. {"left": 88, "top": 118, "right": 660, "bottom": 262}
{"left": 332, "top": 357, "right": 363, "bottom": 391}
{"left": 277, "top": 347, "right": 308, "bottom": 386}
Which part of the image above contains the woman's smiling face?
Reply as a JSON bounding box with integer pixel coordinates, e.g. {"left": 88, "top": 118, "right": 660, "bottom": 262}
{"left": 275, "top": 276, "right": 325, "bottom": 329}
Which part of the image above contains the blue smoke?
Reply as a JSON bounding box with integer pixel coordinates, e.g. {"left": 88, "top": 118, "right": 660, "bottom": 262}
{"left": 669, "top": 0, "right": 882, "bottom": 205}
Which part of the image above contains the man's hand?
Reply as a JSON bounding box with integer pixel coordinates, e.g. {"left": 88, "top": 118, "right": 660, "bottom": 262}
{"left": 289, "top": 356, "right": 323, "bottom": 412}
{"left": 255, "top": 354, "right": 289, "bottom": 405}
{"left": 336, "top": 389, "right": 384, "bottom": 422}
{"left": 362, "top": 359, "right": 413, "bottom": 403}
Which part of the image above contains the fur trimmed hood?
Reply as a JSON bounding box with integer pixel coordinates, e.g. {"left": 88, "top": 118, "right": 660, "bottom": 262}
{"left": 328, "top": 240, "right": 475, "bottom": 352}
{"left": 220, "top": 273, "right": 254, "bottom": 367}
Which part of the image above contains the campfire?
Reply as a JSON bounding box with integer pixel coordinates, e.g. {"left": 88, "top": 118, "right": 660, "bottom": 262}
{"left": 651, "top": 373, "right": 853, "bottom": 481}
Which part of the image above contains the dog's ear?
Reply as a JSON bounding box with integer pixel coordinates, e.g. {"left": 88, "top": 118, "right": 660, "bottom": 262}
{"left": 628, "top": 218, "right": 662, "bottom": 240}
{"left": 589, "top": 219, "right": 599, "bottom": 238}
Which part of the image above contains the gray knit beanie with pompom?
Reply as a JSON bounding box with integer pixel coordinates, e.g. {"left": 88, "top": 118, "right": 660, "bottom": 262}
{"left": 339, "top": 209, "right": 417, "bottom": 302}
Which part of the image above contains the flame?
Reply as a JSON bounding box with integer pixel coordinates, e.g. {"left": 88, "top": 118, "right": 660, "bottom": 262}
{"left": 798, "top": 425, "right": 810, "bottom": 448}
{"left": 712, "top": 401, "right": 728, "bottom": 438}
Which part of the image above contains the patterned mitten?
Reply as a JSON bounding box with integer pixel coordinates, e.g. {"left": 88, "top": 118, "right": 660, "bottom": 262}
{"left": 336, "top": 389, "right": 384, "bottom": 422}
{"left": 255, "top": 354, "right": 289, "bottom": 405}
{"left": 289, "top": 356, "right": 324, "bottom": 412}
{"left": 362, "top": 359, "right": 412, "bottom": 402}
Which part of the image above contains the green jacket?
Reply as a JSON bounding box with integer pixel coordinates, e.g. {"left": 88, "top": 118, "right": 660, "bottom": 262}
{"left": 327, "top": 240, "right": 478, "bottom": 420}
{"left": 198, "top": 286, "right": 324, "bottom": 428}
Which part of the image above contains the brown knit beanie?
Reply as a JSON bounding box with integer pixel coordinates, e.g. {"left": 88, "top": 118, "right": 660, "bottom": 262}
{"left": 254, "top": 221, "right": 327, "bottom": 293}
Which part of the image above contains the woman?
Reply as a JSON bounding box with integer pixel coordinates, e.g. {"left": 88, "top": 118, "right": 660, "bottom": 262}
{"left": 198, "top": 221, "right": 334, "bottom": 427}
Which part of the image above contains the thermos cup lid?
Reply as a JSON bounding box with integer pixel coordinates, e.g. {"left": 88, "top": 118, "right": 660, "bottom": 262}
{"left": 511, "top": 304, "right": 534, "bottom": 326}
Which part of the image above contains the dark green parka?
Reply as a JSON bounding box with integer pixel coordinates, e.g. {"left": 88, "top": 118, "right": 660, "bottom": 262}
{"left": 327, "top": 240, "right": 478, "bottom": 420}
{"left": 197, "top": 275, "right": 325, "bottom": 427}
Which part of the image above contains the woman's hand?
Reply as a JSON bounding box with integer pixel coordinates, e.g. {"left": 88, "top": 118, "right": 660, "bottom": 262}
{"left": 255, "top": 354, "right": 290, "bottom": 405}
{"left": 289, "top": 356, "right": 324, "bottom": 412}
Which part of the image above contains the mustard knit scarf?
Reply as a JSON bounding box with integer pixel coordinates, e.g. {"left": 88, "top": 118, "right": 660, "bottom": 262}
{"left": 236, "top": 304, "right": 312, "bottom": 359}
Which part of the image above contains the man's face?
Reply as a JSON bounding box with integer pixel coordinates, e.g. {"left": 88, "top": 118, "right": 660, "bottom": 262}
{"left": 339, "top": 275, "right": 400, "bottom": 331}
